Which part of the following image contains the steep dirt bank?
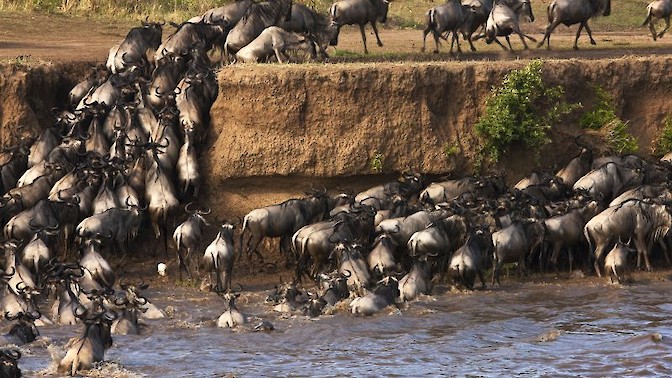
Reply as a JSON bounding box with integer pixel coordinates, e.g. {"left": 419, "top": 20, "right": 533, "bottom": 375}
{"left": 3, "top": 57, "right": 672, "bottom": 211}
{"left": 1, "top": 56, "right": 672, "bottom": 269}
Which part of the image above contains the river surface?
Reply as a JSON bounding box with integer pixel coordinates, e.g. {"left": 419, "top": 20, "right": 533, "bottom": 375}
{"left": 15, "top": 275, "right": 672, "bottom": 377}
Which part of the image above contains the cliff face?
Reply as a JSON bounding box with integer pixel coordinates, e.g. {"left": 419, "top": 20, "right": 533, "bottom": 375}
{"left": 2, "top": 57, "right": 672, "bottom": 218}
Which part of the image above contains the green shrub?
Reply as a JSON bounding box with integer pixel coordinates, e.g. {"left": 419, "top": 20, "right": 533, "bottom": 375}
{"left": 370, "top": 151, "right": 383, "bottom": 173}
{"left": 654, "top": 116, "right": 672, "bottom": 156}
{"left": 474, "top": 60, "right": 578, "bottom": 164}
{"left": 580, "top": 85, "right": 638, "bottom": 154}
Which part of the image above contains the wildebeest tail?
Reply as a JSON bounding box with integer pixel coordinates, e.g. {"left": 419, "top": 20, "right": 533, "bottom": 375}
{"left": 239, "top": 215, "right": 249, "bottom": 261}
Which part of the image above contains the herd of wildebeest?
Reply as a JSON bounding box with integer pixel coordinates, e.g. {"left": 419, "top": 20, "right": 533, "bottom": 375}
{"left": 1, "top": 0, "right": 672, "bottom": 376}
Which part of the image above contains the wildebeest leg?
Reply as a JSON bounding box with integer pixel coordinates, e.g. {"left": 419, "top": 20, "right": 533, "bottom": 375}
{"left": 659, "top": 17, "right": 670, "bottom": 38}
{"left": 430, "top": 29, "right": 442, "bottom": 54}
{"left": 492, "top": 37, "right": 508, "bottom": 51}
{"left": 465, "top": 33, "right": 477, "bottom": 52}
{"left": 568, "top": 246, "right": 574, "bottom": 274}
{"left": 657, "top": 238, "right": 671, "bottom": 266}
{"left": 359, "top": 24, "right": 369, "bottom": 54}
{"left": 538, "top": 21, "right": 560, "bottom": 49}
{"left": 478, "top": 269, "right": 486, "bottom": 289}
{"left": 635, "top": 236, "right": 652, "bottom": 272}
{"left": 421, "top": 28, "right": 430, "bottom": 52}
{"left": 505, "top": 35, "right": 514, "bottom": 51}
{"left": 572, "top": 23, "right": 585, "bottom": 50}
{"left": 370, "top": 21, "right": 383, "bottom": 47}
{"left": 649, "top": 17, "right": 659, "bottom": 40}
{"left": 453, "top": 31, "right": 462, "bottom": 54}
{"left": 583, "top": 22, "right": 597, "bottom": 46}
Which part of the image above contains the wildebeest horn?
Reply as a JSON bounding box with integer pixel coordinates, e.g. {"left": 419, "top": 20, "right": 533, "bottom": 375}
{"left": 185, "top": 202, "right": 197, "bottom": 214}
{"left": 0, "top": 349, "right": 21, "bottom": 361}
{"left": 197, "top": 206, "right": 211, "bottom": 215}
{"left": 341, "top": 269, "right": 352, "bottom": 278}
{"left": 4, "top": 311, "right": 19, "bottom": 321}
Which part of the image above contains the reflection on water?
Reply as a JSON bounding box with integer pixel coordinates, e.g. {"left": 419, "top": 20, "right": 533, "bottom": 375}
{"left": 17, "top": 278, "right": 672, "bottom": 377}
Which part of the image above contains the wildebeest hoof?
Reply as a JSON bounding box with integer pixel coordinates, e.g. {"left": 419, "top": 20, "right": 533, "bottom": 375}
{"left": 253, "top": 321, "right": 274, "bottom": 332}
{"left": 573, "top": 45, "right": 579, "bottom": 51}
{"left": 433, "top": 50, "right": 439, "bottom": 54}
{"left": 377, "top": 42, "right": 383, "bottom": 47}
{"left": 590, "top": 40, "right": 596, "bottom": 45}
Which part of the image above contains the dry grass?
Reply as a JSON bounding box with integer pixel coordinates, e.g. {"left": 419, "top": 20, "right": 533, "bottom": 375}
{"left": 0, "top": 0, "right": 656, "bottom": 30}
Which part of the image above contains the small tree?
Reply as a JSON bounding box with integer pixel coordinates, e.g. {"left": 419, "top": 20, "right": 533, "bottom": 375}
{"left": 475, "top": 60, "right": 578, "bottom": 164}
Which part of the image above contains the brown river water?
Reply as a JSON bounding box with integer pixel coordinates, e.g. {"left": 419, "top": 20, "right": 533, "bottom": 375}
{"left": 14, "top": 274, "right": 672, "bottom": 377}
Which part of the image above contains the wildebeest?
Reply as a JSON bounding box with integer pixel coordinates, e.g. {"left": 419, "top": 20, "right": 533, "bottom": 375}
{"left": 543, "top": 200, "right": 601, "bottom": 273}
{"left": 643, "top": 0, "right": 672, "bottom": 40}
{"left": 225, "top": 0, "right": 294, "bottom": 58}
{"left": 604, "top": 240, "right": 633, "bottom": 284}
{"left": 201, "top": 223, "right": 236, "bottom": 292}
{"left": 421, "top": 0, "right": 478, "bottom": 54}
{"left": 367, "top": 233, "right": 397, "bottom": 278}
{"left": 189, "top": 0, "right": 254, "bottom": 26}
{"left": 349, "top": 276, "right": 399, "bottom": 316}
{"left": 155, "top": 21, "right": 228, "bottom": 62}
{"left": 111, "top": 282, "right": 149, "bottom": 335}
{"left": 407, "top": 214, "right": 469, "bottom": 278}
{"left": 329, "top": 0, "right": 389, "bottom": 54}
{"left": 537, "top": 0, "right": 611, "bottom": 50}
{"left": 278, "top": 3, "right": 335, "bottom": 58}
{"left": 398, "top": 256, "right": 432, "bottom": 301}
{"left": 0, "top": 310, "right": 40, "bottom": 346}
{"left": 241, "top": 189, "right": 329, "bottom": 262}
{"left": 584, "top": 200, "right": 672, "bottom": 276}
{"left": 556, "top": 145, "right": 593, "bottom": 187}
{"left": 106, "top": 19, "right": 163, "bottom": 74}
{"left": 235, "top": 26, "right": 317, "bottom": 63}
{"left": 58, "top": 301, "right": 117, "bottom": 375}
{"left": 573, "top": 162, "right": 644, "bottom": 203}
{"left": 0, "top": 348, "right": 21, "bottom": 378}
{"left": 449, "top": 228, "right": 491, "bottom": 290}
{"left": 173, "top": 203, "right": 210, "bottom": 280}
{"left": 216, "top": 291, "right": 246, "bottom": 328}
{"left": 484, "top": 0, "right": 536, "bottom": 51}
{"left": 491, "top": 219, "right": 545, "bottom": 285}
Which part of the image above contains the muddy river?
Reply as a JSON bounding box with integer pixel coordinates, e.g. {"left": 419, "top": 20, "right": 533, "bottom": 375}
{"left": 11, "top": 274, "right": 672, "bottom": 377}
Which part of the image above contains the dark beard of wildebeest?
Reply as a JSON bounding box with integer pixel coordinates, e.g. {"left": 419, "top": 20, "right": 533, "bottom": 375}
{"left": 422, "top": 0, "right": 479, "bottom": 54}
{"left": 537, "top": 0, "right": 612, "bottom": 50}
{"left": 483, "top": 0, "right": 537, "bottom": 51}
{"left": 585, "top": 199, "right": 672, "bottom": 276}
{"left": 240, "top": 188, "right": 330, "bottom": 265}
{"left": 329, "top": 0, "right": 389, "bottom": 54}
{"left": 642, "top": 0, "right": 672, "bottom": 41}
{"left": 277, "top": 3, "right": 337, "bottom": 59}
{"left": 106, "top": 18, "right": 163, "bottom": 75}
{"left": 224, "top": 0, "right": 294, "bottom": 58}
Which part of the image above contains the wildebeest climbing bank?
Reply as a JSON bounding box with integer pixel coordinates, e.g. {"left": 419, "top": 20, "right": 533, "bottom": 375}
{"left": 2, "top": 0, "right": 672, "bottom": 376}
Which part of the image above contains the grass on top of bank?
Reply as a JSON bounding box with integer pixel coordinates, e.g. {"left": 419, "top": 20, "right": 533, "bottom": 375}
{"left": 0, "top": 0, "right": 653, "bottom": 31}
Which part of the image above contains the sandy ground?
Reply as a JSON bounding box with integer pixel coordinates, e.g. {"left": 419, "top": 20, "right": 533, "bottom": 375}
{"left": 2, "top": 12, "right": 672, "bottom": 63}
